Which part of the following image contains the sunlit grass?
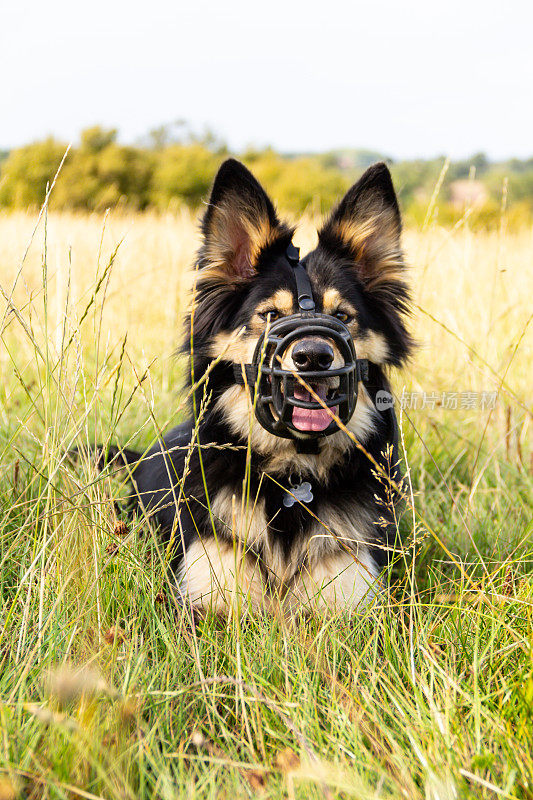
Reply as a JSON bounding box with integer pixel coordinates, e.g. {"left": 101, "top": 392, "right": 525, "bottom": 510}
{"left": 0, "top": 207, "right": 531, "bottom": 798}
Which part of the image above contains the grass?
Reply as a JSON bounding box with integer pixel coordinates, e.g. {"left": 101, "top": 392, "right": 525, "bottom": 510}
{"left": 0, "top": 205, "right": 531, "bottom": 799}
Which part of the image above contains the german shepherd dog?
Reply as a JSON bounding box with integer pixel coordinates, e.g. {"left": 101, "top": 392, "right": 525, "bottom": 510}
{"left": 104, "top": 159, "right": 412, "bottom": 615}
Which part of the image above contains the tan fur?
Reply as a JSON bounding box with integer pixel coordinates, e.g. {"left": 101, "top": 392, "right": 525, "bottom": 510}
{"left": 203, "top": 198, "right": 278, "bottom": 280}
{"left": 328, "top": 212, "right": 404, "bottom": 293}
{"left": 210, "top": 293, "right": 378, "bottom": 473}
{"left": 255, "top": 289, "right": 294, "bottom": 318}
{"left": 210, "top": 285, "right": 383, "bottom": 374}
{"left": 287, "top": 549, "right": 378, "bottom": 611}
{"left": 306, "top": 504, "right": 375, "bottom": 559}
{"left": 177, "top": 538, "right": 268, "bottom": 613}
{"left": 322, "top": 288, "right": 343, "bottom": 314}
{"left": 321, "top": 289, "right": 359, "bottom": 341}
{"left": 332, "top": 216, "right": 377, "bottom": 255}
{"left": 357, "top": 330, "right": 390, "bottom": 363}
{"left": 210, "top": 330, "right": 257, "bottom": 365}
{"left": 210, "top": 486, "right": 268, "bottom": 546}
{"left": 177, "top": 502, "right": 378, "bottom": 613}
{"left": 198, "top": 486, "right": 297, "bottom": 590}
{"left": 322, "top": 288, "right": 358, "bottom": 322}
{"left": 215, "top": 382, "right": 377, "bottom": 480}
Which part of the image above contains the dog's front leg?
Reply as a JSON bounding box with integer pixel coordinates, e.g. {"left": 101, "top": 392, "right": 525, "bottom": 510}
{"left": 288, "top": 548, "right": 379, "bottom": 612}
{"left": 177, "top": 537, "right": 269, "bottom": 614}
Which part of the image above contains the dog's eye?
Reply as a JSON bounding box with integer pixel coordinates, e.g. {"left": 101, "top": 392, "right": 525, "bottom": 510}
{"left": 334, "top": 310, "right": 352, "bottom": 323}
{"left": 258, "top": 310, "right": 279, "bottom": 322}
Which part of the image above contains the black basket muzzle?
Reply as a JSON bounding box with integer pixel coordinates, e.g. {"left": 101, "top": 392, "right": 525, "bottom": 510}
{"left": 233, "top": 244, "right": 370, "bottom": 447}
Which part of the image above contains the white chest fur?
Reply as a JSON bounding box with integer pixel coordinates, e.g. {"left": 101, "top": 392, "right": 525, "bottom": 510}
{"left": 176, "top": 488, "right": 378, "bottom": 614}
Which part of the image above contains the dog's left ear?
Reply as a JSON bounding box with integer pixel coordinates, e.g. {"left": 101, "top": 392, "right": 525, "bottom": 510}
{"left": 201, "top": 159, "right": 291, "bottom": 280}
{"left": 318, "top": 162, "right": 404, "bottom": 293}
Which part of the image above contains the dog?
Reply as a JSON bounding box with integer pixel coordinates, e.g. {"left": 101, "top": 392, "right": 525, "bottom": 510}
{"left": 102, "top": 158, "right": 412, "bottom": 615}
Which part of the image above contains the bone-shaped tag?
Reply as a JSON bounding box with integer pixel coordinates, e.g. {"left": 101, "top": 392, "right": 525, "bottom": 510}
{"left": 283, "top": 481, "right": 314, "bottom": 508}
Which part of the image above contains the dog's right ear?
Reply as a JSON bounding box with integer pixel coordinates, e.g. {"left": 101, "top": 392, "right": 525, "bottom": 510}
{"left": 200, "top": 159, "right": 290, "bottom": 280}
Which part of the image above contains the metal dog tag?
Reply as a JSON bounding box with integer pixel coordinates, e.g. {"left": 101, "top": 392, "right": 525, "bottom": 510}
{"left": 283, "top": 481, "right": 314, "bottom": 507}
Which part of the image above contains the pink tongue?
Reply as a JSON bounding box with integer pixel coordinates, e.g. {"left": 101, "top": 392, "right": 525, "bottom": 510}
{"left": 292, "top": 385, "right": 338, "bottom": 432}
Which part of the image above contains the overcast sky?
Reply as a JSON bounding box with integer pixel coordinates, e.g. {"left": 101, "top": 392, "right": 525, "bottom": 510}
{"left": 2, "top": 0, "right": 532, "bottom": 160}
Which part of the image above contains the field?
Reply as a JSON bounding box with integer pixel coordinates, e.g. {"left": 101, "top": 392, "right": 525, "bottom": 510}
{"left": 0, "top": 206, "right": 531, "bottom": 799}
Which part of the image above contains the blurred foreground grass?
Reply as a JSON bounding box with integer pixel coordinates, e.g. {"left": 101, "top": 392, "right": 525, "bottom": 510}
{"left": 0, "top": 208, "right": 531, "bottom": 799}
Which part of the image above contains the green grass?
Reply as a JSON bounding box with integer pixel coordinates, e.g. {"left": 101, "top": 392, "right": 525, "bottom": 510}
{"left": 0, "top": 210, "right": 532, "bottom": 799}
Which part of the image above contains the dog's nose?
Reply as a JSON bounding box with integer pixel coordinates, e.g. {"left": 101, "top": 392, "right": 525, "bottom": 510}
{"left": 292, "top": 338, "right": 334, "bottom": 371}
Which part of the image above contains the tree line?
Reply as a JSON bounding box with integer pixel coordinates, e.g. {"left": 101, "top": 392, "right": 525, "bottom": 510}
{"left": 1, "top": 125, "right": 532, "bottom": 228}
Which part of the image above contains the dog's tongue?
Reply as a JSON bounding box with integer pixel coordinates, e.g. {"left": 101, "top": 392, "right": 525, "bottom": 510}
{"left": 292, "top": 384, "right": 337, "bottom": 432}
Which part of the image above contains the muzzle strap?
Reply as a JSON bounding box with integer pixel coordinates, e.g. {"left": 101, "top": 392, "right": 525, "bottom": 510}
{"left": 286, "top": 243, "right": 315, "bottom": 312}
{"left": 233, "top": 363, "right": 259, "bottom": 385}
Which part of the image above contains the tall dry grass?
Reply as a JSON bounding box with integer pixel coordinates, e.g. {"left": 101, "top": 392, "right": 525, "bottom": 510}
{"left": 0, "top": 207, "right": 531, "bottom": 799}
{"left": 1, "top": 208, "right": 530, "bottom": 445}
{"left": 2, "top": 210, "right": 531, "bottom": 370}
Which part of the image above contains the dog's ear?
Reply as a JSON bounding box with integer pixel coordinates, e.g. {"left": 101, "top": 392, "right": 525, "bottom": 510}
{"left": 318, "top": 162, "right": 404, "bottom": 294}
{"left": 201, "top": 159, "right": 290, "bottom": 280}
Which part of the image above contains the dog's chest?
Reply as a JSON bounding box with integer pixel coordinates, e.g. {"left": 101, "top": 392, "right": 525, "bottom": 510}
{"left": 209, "top": 475, "right": 366, "bottom": 583}
{"left": 212, "top": 477, "right": 314, "bottom": 538}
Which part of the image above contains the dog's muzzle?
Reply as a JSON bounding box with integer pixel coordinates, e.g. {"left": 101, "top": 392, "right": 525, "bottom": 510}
{"left": 233, "top": 244, "right": 370, "bottom": 452}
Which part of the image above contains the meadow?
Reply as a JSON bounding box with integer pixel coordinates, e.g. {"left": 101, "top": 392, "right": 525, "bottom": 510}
{"left": 0, "top": 204, "right": 531, "bottom": 799}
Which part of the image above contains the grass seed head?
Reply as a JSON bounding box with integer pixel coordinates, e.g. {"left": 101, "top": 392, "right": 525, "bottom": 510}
{"left": 103, "top": 626, "right": 127, "bottom": 644}
{"left": 114, "top": 521, "right": 129, "bottom": 537}
{"left": 45, "top": 665, "right": 106, "bottom": 707}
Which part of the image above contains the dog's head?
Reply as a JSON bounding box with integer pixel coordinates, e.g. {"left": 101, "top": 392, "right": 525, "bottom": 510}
{"left": 187, "top": 158, "right": 412, "bottom": 465}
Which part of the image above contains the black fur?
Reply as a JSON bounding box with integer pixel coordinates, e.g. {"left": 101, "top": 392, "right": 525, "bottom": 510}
{"left": 104, "top": 159, "right": 412, "bottom": 612}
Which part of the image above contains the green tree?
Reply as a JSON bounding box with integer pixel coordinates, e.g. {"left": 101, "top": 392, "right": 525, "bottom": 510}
{"left": 150, "top": 144, "right": 220, "bottom": 209}
{"left": 53, "top": 127, "right": 153, "bottom": 210}
{"left": 269, "top": 157, "right": 349, "bottom": 213}
{"left": 0, "top": 138, "right": 69, "bottom": 208}
{"left": 80, "top": 126, "right": 118, "bottom": 153}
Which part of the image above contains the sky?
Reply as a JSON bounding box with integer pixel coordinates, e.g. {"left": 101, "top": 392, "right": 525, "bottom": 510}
{"left": 2, "top": 0, "right": 532, "bottom": 161}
